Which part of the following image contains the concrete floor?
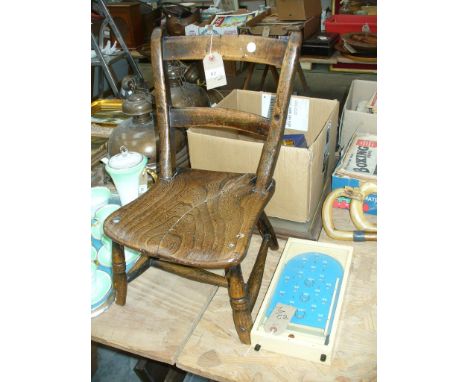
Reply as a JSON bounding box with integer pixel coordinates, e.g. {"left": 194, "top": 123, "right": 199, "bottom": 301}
{"left": 93, "top": 345, "right": 141, "bottom": 382}
{"left": 92, "top": 62, "right": 376, "bottom": 382}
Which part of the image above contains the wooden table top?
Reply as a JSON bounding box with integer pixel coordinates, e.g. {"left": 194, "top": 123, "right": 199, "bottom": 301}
{"left": 92, "top": 208, "right": 376, "bottom": 380}
{"left": 176, "top": 208, "right": 376, "bottom": 381}
{"left": 91, "top": 266, "right": 217, "bottom": 364}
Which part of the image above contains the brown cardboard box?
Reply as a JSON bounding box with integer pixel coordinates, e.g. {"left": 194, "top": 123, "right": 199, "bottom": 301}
{"left": 241, "top": 14, "right": 320, "bottom": 40}
{"left": 187, "top": 90, "right": 339, "bottom": 222}
{"left": 277, "top": 0, "right": 322, "bottom": 21}
{"left": 339, "top": 80, "right": 377, "bottom": 149}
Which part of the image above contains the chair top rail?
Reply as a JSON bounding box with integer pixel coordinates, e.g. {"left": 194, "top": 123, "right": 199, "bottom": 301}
{"left": 162, "top": 34, "right": 288, "bottom": 67}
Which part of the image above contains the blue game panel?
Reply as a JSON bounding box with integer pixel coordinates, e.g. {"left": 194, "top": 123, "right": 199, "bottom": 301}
{"left": 265, "top": 252, "right": 344, "bottom": 333}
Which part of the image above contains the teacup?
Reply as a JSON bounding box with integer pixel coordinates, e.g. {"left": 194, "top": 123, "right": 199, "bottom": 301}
{"left": 91, "top": 187, "right": 112, "bottom": 216}
{"left": 91, "top": 204, "right": 120, "bottom": 241}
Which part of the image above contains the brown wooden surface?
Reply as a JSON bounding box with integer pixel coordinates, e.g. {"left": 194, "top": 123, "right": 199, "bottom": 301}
{"left": 170, "top": 107, "right": 270, "bottom": 139}
{"left": 162, "top": 34, "right": 288, "bottom": 67}
{"left": 91, "top": 266, "right": 218, "bottom": 365}
{"left": 108, "top": 2, "right": 144, "bottom": 49}
{"left": 104, "top": 169, "right": 273, "bottom": 269}
{"left": 254, "top": 31, "right": 302, "bottom": 191}
{"left": 151, "top": 258, "right": 228, "bottom": 287}
{"left": 151, "top": 28, "right": 173, "bottom": 180}
{"left": 176, "top": 210, "right": 377, "bottom": 381}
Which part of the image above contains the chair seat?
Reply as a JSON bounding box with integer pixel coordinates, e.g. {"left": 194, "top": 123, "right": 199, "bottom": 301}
{"left": 104, "top": 168, "right": 274, "bottom": 269}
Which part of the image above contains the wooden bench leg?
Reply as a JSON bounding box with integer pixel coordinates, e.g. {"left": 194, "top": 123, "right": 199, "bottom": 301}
{"left": 226, "top": 265, "right": 253, "bottom": 345}
{"left": 112, "top": 242, "right": 127, "bottom": 305}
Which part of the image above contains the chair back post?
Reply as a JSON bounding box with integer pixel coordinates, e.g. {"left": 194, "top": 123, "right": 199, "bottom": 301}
{"left": 150, "top": 28, "right": 173, "bottom": 180}
{"left": 150, "top": 29, "right": 302, "bottom": 185}
{"left": 254, "top": 31, "right": 302, "bottom": 192}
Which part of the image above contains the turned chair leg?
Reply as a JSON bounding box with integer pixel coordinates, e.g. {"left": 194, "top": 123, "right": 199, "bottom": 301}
{"left": 112, "top": 242, "right": 127, "bottom": 305}
{"left": 226, "top": 265, "right": 253, "bottom": 345}
{"left": 257, "top": 211, "right": 279, "bottom": 250}
{"left": 247, "top": 236, "right": 270, "bottom": 310}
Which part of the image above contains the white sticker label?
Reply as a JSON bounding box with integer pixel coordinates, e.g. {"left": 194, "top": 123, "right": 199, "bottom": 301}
{"left": 263, "top": 303, "right": 296, "bottom": 335}
{"left": 261, "top": 94, "right": 310, "bottom": 132}
{"left": 247, "top": 42, "right": 257, "bottom": 52}
{"left": 203, "top": 52, "right": 227, "bottom": 90}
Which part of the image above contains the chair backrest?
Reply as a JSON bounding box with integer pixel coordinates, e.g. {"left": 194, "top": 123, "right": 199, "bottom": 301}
{"left": 150, "top": 28, "right": 302, "bottom": 192}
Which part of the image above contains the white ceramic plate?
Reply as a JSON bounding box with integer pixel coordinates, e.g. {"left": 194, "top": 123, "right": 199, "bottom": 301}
{"left": 91, "top": 270, "right": 112, "bottom": 306}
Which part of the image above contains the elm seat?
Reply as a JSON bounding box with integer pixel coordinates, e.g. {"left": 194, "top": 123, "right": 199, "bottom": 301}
{"left": 104, "top": 168, "right": 274, "bottom": 269}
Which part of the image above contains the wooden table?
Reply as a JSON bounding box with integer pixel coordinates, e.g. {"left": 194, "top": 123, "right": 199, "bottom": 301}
{"left": 176, "top": 209, "right": 376, "bottom": 381}
{"left": 91, "top": 267, "right": 218, "bottom": 364}
{"left": 92, "top": 208, "right": 376, "bottom": 380}
{"left": 300, "top": 53, "right": 377, "bottom": 74}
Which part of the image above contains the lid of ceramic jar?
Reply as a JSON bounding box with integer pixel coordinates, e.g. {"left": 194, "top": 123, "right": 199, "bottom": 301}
{"left": 108, "top": 146, "right": 143, "bottom": 169}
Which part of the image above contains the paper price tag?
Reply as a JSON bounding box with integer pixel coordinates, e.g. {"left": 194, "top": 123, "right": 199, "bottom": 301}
{"left": 203, "top": 52, "right": 227, "bottom": 90}
{"left": 263, "top": 303, "right": 296, "bottom": 335}
{"left": 138, "top": 171, "right": 148, "bottom": 195}
{"left": 261, "top": 94, "right": 310, "bottom": 132}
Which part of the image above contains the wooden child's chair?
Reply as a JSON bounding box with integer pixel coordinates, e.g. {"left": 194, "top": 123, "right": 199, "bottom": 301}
{"left": 104, "top": 28, "right": 302, "bottom": 344}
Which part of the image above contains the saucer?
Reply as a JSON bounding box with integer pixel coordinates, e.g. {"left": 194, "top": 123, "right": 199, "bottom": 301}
{"left": 125, "top": 247, "right": 140, "bottom": 263}
{"left": 98, "top": 245, "right": 141, "bottom": 269}
{"left": 91, "top": 270, "right": 112, "bottom": 307}
{"left": 97, "top": 245, "right": 112, "bottom": 267}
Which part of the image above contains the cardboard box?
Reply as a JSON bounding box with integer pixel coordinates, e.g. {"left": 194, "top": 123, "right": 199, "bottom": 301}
{"left": 277, "top": 0, "right": 322, "bottom": 21}
{"left": 339, "top": 79, "right": 377, "bottom": 149}
{"left": 332, "top": 133, "right": 377, "bottom": 215}
{"left": 240, "top": 13, "right": 320, "bottom": 40}
{"left": 187, "top": 89, "right": 339, "bottom": 222}
{"left": 185, "top": 9, "right": 268, "bottom": 36}
{"left": 185, "top": 24, "right": 238, "bottom": 36}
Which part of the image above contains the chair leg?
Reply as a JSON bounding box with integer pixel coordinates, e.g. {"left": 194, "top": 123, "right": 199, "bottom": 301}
{"left": 247, "top": 235, "right": 270, "bottom": 310}
{"left": 112, "top": 242, "right": 127, "bottom": 305}
{"left": 226, "top": 265, "right": 253, "bottom": 345}
{"left": 258, "top": 64, "right": 269, "bottom": 91}
{"left": 269, "top": 65, "right": 279, "bottom": 86}
{"left": 296, "top": 65, "right": 310, "bottom": 94}
{"left": 242, "top": 62, "right": 255, "bottom": 90}
{"left": 257, "top": 211, "right": 279, "bottom": 250}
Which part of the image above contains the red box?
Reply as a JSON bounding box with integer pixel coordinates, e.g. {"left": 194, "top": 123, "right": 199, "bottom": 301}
{"left": 325, "top": 15, "right": 377, "bottom": 35}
